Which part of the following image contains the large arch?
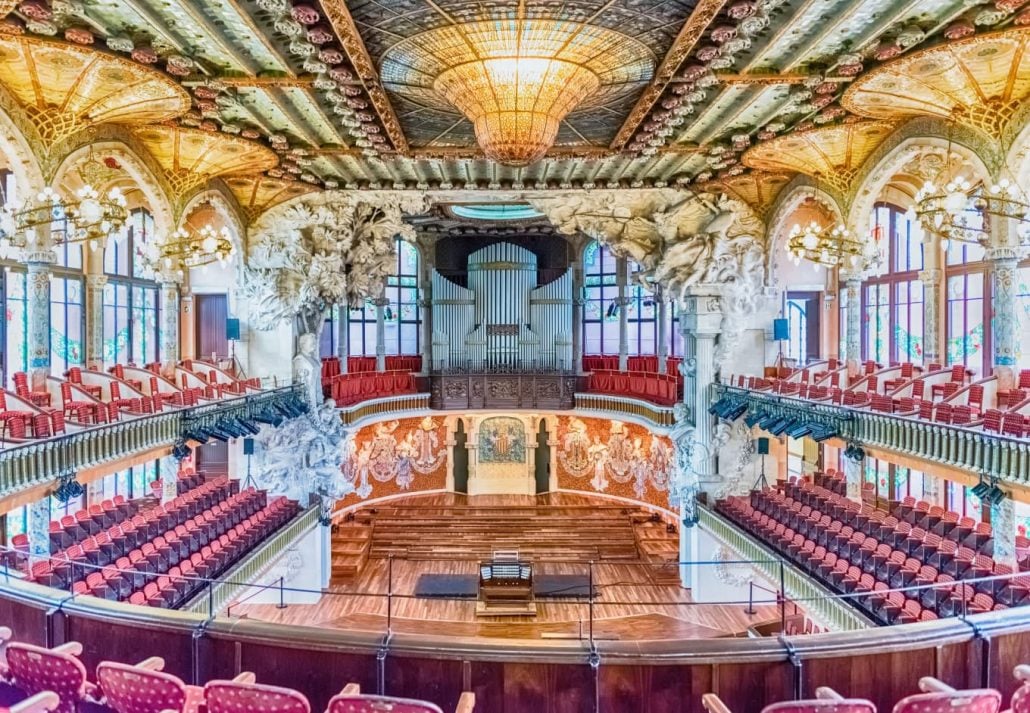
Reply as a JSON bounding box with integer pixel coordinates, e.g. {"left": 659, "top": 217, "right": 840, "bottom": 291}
{"left": 846, "top": 118, "right": 996, "bottom": 236}
{"left": 179, "top": 185, "right": 248, "bottom": 258}
{"left": 0, "top": 87, "right": 45, "bottom": 196}
{"left": 765, "top": 177, "right": 846, "bottom": 292}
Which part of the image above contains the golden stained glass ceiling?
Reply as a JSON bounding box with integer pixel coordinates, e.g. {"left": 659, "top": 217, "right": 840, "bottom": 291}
{"left": 0, "top": 34, "right": 189, "bottom": 145}
{"left": 742, "top": 120, "right": 897, "bottom": 196}
{"left": 842, "top": 28, "right": 1030, "bottom": 143}
{"left": 223, "top": 175, "right": 318, "bottom": 222}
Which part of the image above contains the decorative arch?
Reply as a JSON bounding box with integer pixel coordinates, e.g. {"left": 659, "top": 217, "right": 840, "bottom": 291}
{"left": 49, "top": 138, "right": 175, "bottom": 243}
{"left": 179, "top": 184, "right": 247, "bottom": 256}
{"left": 765, "top": 177, "right": 846, "bottom": 290}
{"left": 846, "top": 118, "right": 996, "bottom": 235}
{"left": 0, "top": 86, "right": 45, "bottom": 195}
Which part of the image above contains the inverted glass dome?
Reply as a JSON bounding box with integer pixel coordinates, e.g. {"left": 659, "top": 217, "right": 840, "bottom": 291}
{"left": 450, "top": 204, "right": 544, "bottom": 221}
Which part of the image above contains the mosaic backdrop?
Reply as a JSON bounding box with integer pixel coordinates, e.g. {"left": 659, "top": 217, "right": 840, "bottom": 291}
{"left": 478, "top": 417, "right": 526, "bottom": 464}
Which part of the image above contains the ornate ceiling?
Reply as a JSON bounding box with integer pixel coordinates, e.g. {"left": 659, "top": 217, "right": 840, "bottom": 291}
{"left": 0, "top": 0, "right": 1027, "bottom": 201}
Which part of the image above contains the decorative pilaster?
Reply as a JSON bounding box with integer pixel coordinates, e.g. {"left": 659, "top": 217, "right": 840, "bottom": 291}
{"left": 85, "top": 274, "right": 107, "bottom": 370}
{"left": 26, "top": 250, "right": 55, "bottom": 385}
{"left": 844, "top": 278, "right": 862, "bottom": 374}
{"left": 988, "top": 247, "right": 1020, "bottom": 382}
{"left": 843, "top": 451, "right": 864, "bottom": 503}
{"left": 159, "top": 280, "right": 181, "bottom": 365}
{"left": 991, "top": 496, "right": 1017, "bottom": 569}
{"left": 617, "top": 257, "right": 629, "bottom": 372}
{"left": 571, "top": 260, "right": 584, "bottom": 373}
{"left": 28, "top": 497, "right": 50, "bottom": 558}
{"left": 657, "top": 293, "right": 669, "bottom": 374}
{"left": 922, "top": 473, "right": 942, "bottom": 505}
{"left": 374, "top": 294, "right": 389, "bottom": 372}
{"left": 918, "top": 268, "right": 942, "bottom": 365}
{"left": 680, "top": 291, "right": 723, "bottom": 479}
{"left": 420, "top": 253, "right": 434, "bottom": 374}
{"left": 336, "top": 305, "right": 349, "bottom": 372}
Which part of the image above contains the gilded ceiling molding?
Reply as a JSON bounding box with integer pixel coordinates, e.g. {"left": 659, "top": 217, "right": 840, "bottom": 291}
{"left": 221, "top": 174, "right": 320, "bottom": 227}
{"left": 845, "top": 117, "right": 995, "bottom": 240}
{"left": 49, "top": 137, "right": 176, "bottom": 248}
{"left": 0, "top": 83, "right": 45, "bottom": 192}
{"left": 695, "top": 171, "right": 792, "bottom": 219}
{"left": 320, "top": 0, "right": 409, "bottom": 153}
{"left": 610, "top": 0, "right": 730, "bottom": 150}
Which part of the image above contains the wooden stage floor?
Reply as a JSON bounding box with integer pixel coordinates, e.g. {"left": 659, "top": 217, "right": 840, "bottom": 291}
{"left": 229, "top": 494, "right": 783, "bottom": 642}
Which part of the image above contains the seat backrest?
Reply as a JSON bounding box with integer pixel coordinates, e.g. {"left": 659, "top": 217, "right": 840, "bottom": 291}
{"left": 892, "top": 689, "right": 1000, "bottom": 713}
{"left": 97, "top": 661, "right": 188, "bottom": 713}
{"left": 1011, "top": 683, "right": 1030, "bottom": 713}
{"left": 6, "top": 643, "right": 86, "bottom": 713}
{"left": 204, "top": 680, "right": 310, "bottom": 713}
{"left": 327, "top": 695, "right": 445, "bottom": 713}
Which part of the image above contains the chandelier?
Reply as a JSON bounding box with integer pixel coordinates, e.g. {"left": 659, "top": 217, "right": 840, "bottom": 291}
{"left": 380, "top": 17, "right": 654, "bottom": 166}
{"left": 147, "top": 225, "right": 235, "bottom": 273}
{"left": 785, "top": 221, "right": 877, "bottom": 270}
{"left": 909, "top": 174, "right": 1030, "bottom": 247}
{"left": 0, "top": 184, "right": 128, "bottom": 259}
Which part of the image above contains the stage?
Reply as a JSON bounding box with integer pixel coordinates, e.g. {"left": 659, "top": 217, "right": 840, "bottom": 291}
{"left": 228, "top": 494, "right": 785, "bottom": 641}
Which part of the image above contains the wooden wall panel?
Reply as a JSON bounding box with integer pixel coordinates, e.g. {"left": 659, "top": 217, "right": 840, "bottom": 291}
{"left": 712, "top": 661, "right": 793, "bottom": 713}
{"left": 387, "top": 656, "right": 465, "bottom": 711}
{"left": 0, "top": 596, "right": 48, "bottom": 646}
{"left": 495, "top": 662, "right": 596, "bottom": 713}
{"left": 67, "top": 616, "right": 195, "bottom": 682}
{"left": 598, "top": 664, "right": 713, "bottom": 713}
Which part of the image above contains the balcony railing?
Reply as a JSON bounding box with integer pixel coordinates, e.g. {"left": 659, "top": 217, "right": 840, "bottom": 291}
{"left": 575, "top": 393, "right": 676, "bottom": 427}
{"left": 713, "top": 384, "right": 1030, "bottom": 484}
{"left": 0, "top": 385, "right": 306, "bottom": 498}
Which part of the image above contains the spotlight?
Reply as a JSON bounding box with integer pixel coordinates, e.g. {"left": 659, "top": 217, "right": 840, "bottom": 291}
{"left": 786, "top": 422, "right": 813, "bottom": 439}
{"left": 744, "top": 411, "right": 765, "bottom": 428}
{"left": 809, "top": 425, "right": 837, "bottom": 442}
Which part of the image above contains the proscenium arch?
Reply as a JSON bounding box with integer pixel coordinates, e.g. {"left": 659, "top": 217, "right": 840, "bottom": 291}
{"left": 846, "top": 118, "right": 996, "bottom": 237}
{"left": 50, "top": 139, "right": 175, "bottom": 244}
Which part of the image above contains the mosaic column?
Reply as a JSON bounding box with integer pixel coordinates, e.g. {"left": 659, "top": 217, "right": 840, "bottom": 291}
{"left": 844, "top": 277, "right": 862, "bottom": 374}
{"left": 918, "top": 268, "right": 942, "bottom": 365}
{"left": 374, "top": 293, "right": 388, "bottom": 372}
{"left": 657, "top": 293, "right": 669, "bottom": 374}
{"left": 922, "top": 473, "right": 942, "bottom": 505}
{"left": 85, "top": 274, "right": 107, "bottom": 370}
{"left": 420, "top": 253, "right": 434, "bottom": 374}
{"left": 336, "top": 305, "right": 349, "bottom": 373}
{"left": 25, "top": 250, "right": 55, "bottom": 386}
{"left": 843, "top": 452, "right": 864, "bottom": 503}
{"left": 159, "top": 279, "right": 181, "bottom": 365}
{"left": 988, "top": 247, "right": 1020, "bottom": 384}
{"left": 571, "top": 259, "right": 584, "bottom": 373}
{"left": 28, "top": 496, "right": 50, "bottom": 558}
{"left": 617, "top": 257, "right": 629, "bottom": 372}
{"left": 159, "top": 455, "right": 179, "bottom": 505}
{"left": 991, "top": 496, "right": 1017, "bottom": 569}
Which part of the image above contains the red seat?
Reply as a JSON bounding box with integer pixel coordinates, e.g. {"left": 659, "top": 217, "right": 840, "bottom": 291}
{"left": 204, "top": 680, "right": 310, "bottom": 713}
{"left": 6, "top": 642, "right": 97, "bottom": 713}
{"left": 892, "top": 688, "right": 999, "bottom": 713}
{"left": 98, "top": 659, "right": 204, "bottom": 713}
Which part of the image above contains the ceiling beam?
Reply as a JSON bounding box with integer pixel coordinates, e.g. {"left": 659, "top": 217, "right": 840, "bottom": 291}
{"left": 321, "top": 0, "right": 411, "bottom": 153}
{"left": 610, "top": 0, "right": 730, "bottom": 150}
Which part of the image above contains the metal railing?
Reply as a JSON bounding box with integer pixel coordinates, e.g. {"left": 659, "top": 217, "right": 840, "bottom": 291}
{"left": 0, "top": 384, "right": 304, "bottom": 498}
{"left": 574, "top": 393, "right": 677, "bottom": 427}
{"left": 713, "top": 384, "right": 1030, "bottom": 483}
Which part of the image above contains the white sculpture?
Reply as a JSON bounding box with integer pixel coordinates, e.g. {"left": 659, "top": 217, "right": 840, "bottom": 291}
{"left": 292, "top": 332, "right": 322, "bottom": 408}
{"left": 251, "top": 399, "right": 354, "bottom": 519}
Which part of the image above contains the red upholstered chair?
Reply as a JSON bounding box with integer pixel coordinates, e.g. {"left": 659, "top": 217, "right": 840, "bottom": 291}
{"left": 0, "top": 692, "right": 60, "bottom": 713}
{"left": 701, "top": 689, "right": 874, "bottom": 713}
{"left": 891, "top": 678, "right": 1000, "bottom": 713}
{"left": 1010, "top": 665, "right": 1030, "bottom": 713}
{"left": 5, "top": 641, "right": 97, "bottom": 713}
{"left": 97, "top": 657, "right": 204, "bottom": 713}
{"left": 0, "top": 392, "right": 34, "bottom": 440}
{"left": 60, "top": 382, "right": 98, "bottom": 423}
{"left": 13, "top": 372, "right": 51, "bottom": 408}
{"left": 109, "top": 382, "right": 142, "bottom": 414}
{"left": 203, "top": 677, "right": 310, "bottom": 713}
{"left": 65, "top": 367, "right": 102, "bottom": 399}
{"left": 327, "top": 684, "right": 474, "bottom": 713}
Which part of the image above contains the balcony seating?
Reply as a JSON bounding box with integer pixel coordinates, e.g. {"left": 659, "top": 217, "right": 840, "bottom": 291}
{"left": 584, "top": 370, "right": 679, "bottom": 406}
{"left": 328, "top": 683, "right": 476, "bottom": 712}
{"left": 883, "top": 363, "right": 916, "bottom": 394}
{"left": 931, "top": 365, "right": 969, "bottom": 400}
{"left": 326, "top": 371, "right": 417, "bottom": 406}
{"left": 64, "top": 368, "right": 102, "bottom": 400}
{"left": 998, "top": 370, "right": 1030, "bottom": 410}
{"left": 59, "top": 383, "right": 105, "bottom": 425}
{"left": 107, "top": 383, "right": 142, "bottom": 415}
{"left": 12, "top": 373, "right": 50, "bottom": 408}
{"left": 107, "top": 364, "right": 143, "bottom": 393}
{"left": 0, "top": 393, "right": 35, "bottom": 440}
{"left": 96, "top": 657, "right": 204, "bottom": 713}
{"left": 4, "top": 641, "right": 96, "bottom": 713}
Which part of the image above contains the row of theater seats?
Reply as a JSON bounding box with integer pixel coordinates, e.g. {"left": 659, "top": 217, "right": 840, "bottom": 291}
{"left": 582, "top": 355, "right": 684, "bottom": 376}
{"left": 18, "top": 477, "right": 299, "bottom": 610}
{"left": 716, "top": 473, "right": 1029, "bottom": 625}
{"left": 703, "top": 670, "right": 1028, "bottom": 713}
{"left": 0, "top": 631, "right": 475, "bottom": 713}
{"left": 320, "top": 356, "right": 423, "bottom": 379}
{"left": 585, "top": 370, "right": 681, "bottom": 406}
{"left": 323, "top": 371, "right": 417, "bottom": 406}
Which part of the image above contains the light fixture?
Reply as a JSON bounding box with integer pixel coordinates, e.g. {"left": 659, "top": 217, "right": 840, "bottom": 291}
{"left": 380, "top": 15, "right": 654, "bottom": 166}
{"left": 910, "top": 173, "right": 1030, "bottom": 248}
{"left": 784, "top": 221, "right": 877, "bottom": 270}
{"left": 148, "top": 224, "right": 235, "bottom": 273}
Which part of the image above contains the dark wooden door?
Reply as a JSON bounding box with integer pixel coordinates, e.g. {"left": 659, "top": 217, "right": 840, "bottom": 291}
{"left": 195, "top": 441, "right": 229, "bottom": 476}
{"left": 195, "top": 293, "right": 229, "bottom": 361}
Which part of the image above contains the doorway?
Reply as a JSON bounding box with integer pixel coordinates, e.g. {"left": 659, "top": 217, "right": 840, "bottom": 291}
{"left": 452, "top": 420, "right": 469, "bottom": 493}
{"left": 534, "top": 420, "right": 550, "bottom": 494}
{"left": 195, "top": 293, "right": 229, "bottom": 361}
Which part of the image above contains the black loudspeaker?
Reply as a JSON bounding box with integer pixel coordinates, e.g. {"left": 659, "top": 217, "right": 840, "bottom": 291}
{"left": 243, "top": 437, "right": 255, "bottom": 455}
{"left": 226, "top": 318, "right": 241, "bottom": 341}
{"left": 772, "top": 318, "right": 789, "bottom": 341}
{"left": 756, "top": 437, "right": 770, "bottom": 455}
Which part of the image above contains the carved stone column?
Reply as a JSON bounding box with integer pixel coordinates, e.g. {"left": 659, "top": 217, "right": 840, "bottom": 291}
{"left": 85, "top": 274, "right": 107, "bottom": 370}
{"left": 159, "top": 454, "right": 179, "bottom": 505}
{"left": 991, "top": 497, "right": 1017, "bottom": 568}
{"left": 657, "top": 294, "right": 669, "bottom": 374}
{"left": 336, "top": 305, "right": 349, "bottom": 373}
{"left": 28, "top": 496, "right": 50, "bottom": 558}
{"left": 571, "top": 259, "right": 584, "bottom": 373}
{"left": 843, "top": 452, "right": 864, "bottom": 503}
{"left": 843, "top": 277, "right": 862, "bottom": 374}
{"left": 680, "top": 291, "right": 722, "bottom": 480}
{"left": 988, "top": 247, "right": 1020, "bottom": 384}
{"left": 374, "top": 293, "right": 388, "bottom": 372}
{"left": 26, "top": 250, "right": 55, "bottom": 385}
{"left": 922, "top": 473, "right": 941, "bottom": 505}
{"left": 918, "top": 268, "right": 942, "bottom": 365}
{"left": 159, "top": 279, "right": 181, "bottom": 365}
{"left": 617, "top": 257, "right": 629, "bottom": 371}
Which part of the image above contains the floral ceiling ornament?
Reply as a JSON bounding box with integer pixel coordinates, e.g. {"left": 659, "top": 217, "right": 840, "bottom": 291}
{"left": 243, "top": 191, "right": 429, "bottom": 335}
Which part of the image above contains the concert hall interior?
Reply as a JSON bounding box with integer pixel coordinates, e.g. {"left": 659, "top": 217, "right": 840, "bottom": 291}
{"left": 0, "top": 0, "right": 1029, "bottom": 711}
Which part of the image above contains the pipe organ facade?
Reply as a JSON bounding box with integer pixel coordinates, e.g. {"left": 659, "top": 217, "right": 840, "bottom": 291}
{"left": 431, "top": 242, "right": 573, "bottom": 371}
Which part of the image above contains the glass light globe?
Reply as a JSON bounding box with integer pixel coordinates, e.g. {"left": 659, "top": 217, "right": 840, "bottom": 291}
{"left": 79, "top": 198, "right": 103, "bottom": 223}
{"left": 201, "top": 236, "right": 218, "bottom": 253}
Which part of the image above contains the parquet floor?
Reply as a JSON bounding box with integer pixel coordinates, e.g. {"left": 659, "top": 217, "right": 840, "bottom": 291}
{"left": 230, "top": 494, "right": 782, "bottom": 642}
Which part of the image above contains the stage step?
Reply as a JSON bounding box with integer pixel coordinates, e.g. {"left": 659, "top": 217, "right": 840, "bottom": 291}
{"left": 330, "top": 523, "right": 371, "bottom": 583}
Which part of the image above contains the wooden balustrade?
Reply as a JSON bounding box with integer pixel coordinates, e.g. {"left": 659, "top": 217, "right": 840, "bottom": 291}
{"left": 574, "top": 393, "right": 676, "bottom": 427}
{"left": 715, "top": 385, "right": 1030, "bottom": 484}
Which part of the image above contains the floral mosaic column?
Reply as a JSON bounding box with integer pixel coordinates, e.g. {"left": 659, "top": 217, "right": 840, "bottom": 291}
{"left": 918, "top": 268, "right": 942, "bottom": 365}
{"left": 28, "top": 497, "right": 50, "bottom": 558}
{"left": 159, "top": 280, "right": 181, "bottom": 365}
{"left": 991, "top": 496, "right": 1017, "bottom": 568}
{"left": 85, "top": 274, "right": 107, "bottom": 369}
{"left": 617, "top": 257, "right": 629, "bottom": 372}
{"left": 843, "top": 452, "right": 863, "bottom": 503}
{"left": 844, "top": 277, "right": 862, "bottom": 373}
{"left": 657, "top": 294, "right": 669, "bottom": 374}
{"left": 989, "top": 248, "right": 1020, "bottom": 382}
{"left": 25, "top": 250, "right": 55, "bottom": 386}
{"left": 374, "top": 294, "right": 388, "bottom": 372}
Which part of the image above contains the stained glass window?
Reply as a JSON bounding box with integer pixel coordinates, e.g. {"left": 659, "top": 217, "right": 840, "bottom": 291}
{"left": 864, "top": 283, "right": 890, "bottom": 364}
{"left": 50, "top": 276, "right": 84, "bottom": 375}
{"left": 583, "top": 241, "right": 663, "bottom": 357}
{"left": 349, "top": 238, "right": 421, "bottom": 356}
{"left": 945, "top": 480, "right": 983, "bottom": 522}
{"left": 104, "top": 209, "right": 159, "bottom": 365}
{"left": 103, "top": 282, "right": 130, "bottom": 364}
{"left": 5, "top": 505, "right": 27, "bottom": 542}
{"left": 3, "top": 269, "right": 28, "bottom": 383}
{"left": 946, "top": 272, "right": 985, "bottom": 373}
{"left": 97, "top": 461, "right": 158, "bottom": 500}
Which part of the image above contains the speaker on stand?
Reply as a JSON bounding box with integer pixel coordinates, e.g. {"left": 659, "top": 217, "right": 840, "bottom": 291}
{"left": 243, "top": 437, "right": 256, "bottom": 490}
{"left": 752, "top": 437, "right": 770, "bottom": 491}
{"left": 225, "top": 318, "right": 247, "bottom": 378}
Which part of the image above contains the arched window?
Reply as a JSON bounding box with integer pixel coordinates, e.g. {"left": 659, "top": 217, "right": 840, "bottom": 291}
{"left": 347, "top": 238, "right": 421, "bottom": 356}
{"left": 861, "top": 203, "right": 924, "bottom": 365}
{"left": 944, "top": 235, "right": 988, "bottom": 375}
{"left": 103, "top": 208, "right": 159, "bottom": 365}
